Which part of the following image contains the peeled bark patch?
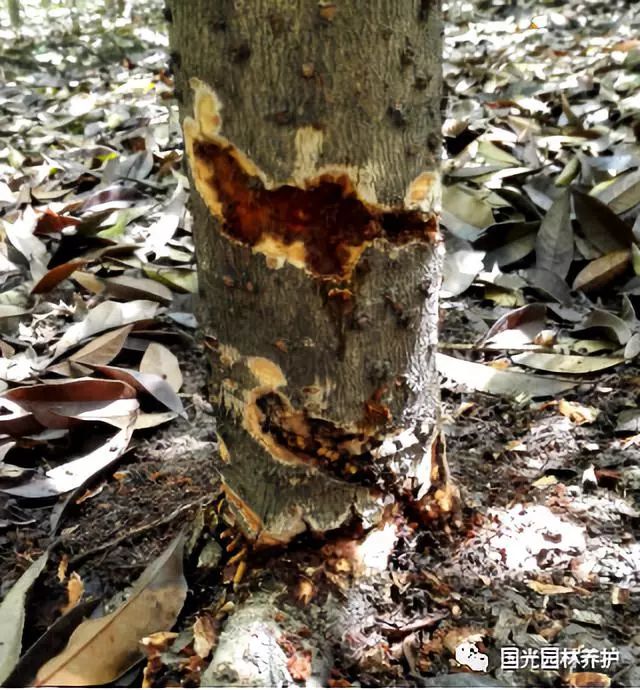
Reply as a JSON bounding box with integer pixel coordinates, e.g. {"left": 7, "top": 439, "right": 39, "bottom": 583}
{"left": 185, "top": 80, "right": 439, "bottom": 281}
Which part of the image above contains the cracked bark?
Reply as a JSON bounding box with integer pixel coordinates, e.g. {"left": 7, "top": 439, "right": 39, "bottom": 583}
{"left": 169, "top": 0, "right": 454, "bottom": 683}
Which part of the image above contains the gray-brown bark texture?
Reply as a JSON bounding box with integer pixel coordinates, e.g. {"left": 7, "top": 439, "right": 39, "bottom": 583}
{"left": 168, "top": 0, "right": 455, "bottom": 549}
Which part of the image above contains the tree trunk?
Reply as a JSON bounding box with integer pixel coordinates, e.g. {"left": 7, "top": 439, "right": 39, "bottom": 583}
{"left": 169, "top": 1, "right": 456, "bottom": 683}
{"left": 8, "top": 0, "right": 21, "bottom": 28}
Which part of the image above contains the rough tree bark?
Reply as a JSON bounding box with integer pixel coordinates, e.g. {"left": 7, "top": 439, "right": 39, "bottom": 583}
{"left": 168, "top": 1, "right": 456, "bottom": 684}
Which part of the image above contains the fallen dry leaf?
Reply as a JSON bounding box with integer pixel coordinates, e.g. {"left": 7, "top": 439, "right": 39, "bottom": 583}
{"left": 0, "top": 553, "right": 48, "bottom": 685}
{"left": 437, "top": 353, "right": 577, "bottom": 398}
{"left": 68, "top": 325, "right": 133, "bottom": 366}
{"left": 3, "top": 424, "right": 134, "bottom": 498}
{"left": 31, "top": 259, "right": 89, "bottom": 295}
{"left": 568, "top": 671, "right": 611, "bottom": 688}
{"left": 88, "top": 364, "right": 185, "bottom": 416}
{"left": 52, "top": 300, "right": 158, "bottom": 358}
{"left": 3, "top": 378, "right": 138, "bottom": 431}
{"left": 527, "top": 580, "right": 575, "bottom": 595}
{"left": 60, "top": 573, "right": 84, "bottom": 615}
{"left": 558, "top": 399, "right": 600, "bottom": 425}
{"left": 139, "top": 343, "right": 183, "bottom": 393}
{"left": 512, "top": 352, "right": 624, "bottom": 374}
{"left": 193, "top": 615, "right": 217, "bottom": 659}
{"left": 35, "top": 533, "right": 187, "bottom": 686}
{"left": 572, "top": 250, "right": 631, "bottom": 293}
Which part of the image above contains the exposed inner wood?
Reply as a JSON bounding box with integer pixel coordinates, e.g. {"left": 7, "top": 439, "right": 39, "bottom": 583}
{"left": 191, "top": 139, "right": 438, "bottom": 281}
{"left": 253, "top": 392, "right": 379, "bottom": 485}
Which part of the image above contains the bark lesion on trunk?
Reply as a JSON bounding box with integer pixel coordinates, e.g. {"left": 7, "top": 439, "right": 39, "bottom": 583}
{"left": 207, "top": 340, "right": 385, "bottom": 546}
{"left": 184, "top": 79, "right": 440, "bottom": 283}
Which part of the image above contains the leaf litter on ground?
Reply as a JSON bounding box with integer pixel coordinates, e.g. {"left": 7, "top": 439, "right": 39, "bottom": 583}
{"left": 34, "top": 533, "right": 187, "bottom": 686}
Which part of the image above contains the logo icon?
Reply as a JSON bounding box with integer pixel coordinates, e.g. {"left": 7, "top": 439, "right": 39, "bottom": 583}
{"left": 455, "top": 641, "right": 489, "bottom": 673}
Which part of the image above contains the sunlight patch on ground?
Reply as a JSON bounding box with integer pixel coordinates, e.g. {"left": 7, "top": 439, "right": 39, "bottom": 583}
{"left": 481, "top": 504, "right": 586, "bottom": 572}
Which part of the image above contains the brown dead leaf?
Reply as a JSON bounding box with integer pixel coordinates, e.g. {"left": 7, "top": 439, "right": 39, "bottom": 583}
{"left": 437, "top": 353, "right": 577, "bottom": 398}
{"left": 104, "top": 276, "right": 173, "bottom": 305}
{"left": 572, "top": 250, "right": 631, "bottom": 293}
{"left": 0, "top": 399, "right": 42, "bottom": 437}
{"left": 568, "top": 672, "right": 610, "bottom": 688}
{"left": 4, "top": 378, "right": 137, "bottom": 430}
{"left": 193, "top": 615, "right": 216, "bottom": 659}
{"left": 558, "top": 399, "right": 599, "bottom": 425}
{"left": 478, "top": 303, "right": 547, "bottom": 347}
{"left": 572, "top": 189, "right": 633, "bottom": 254}
{"left": 52, "top": 300, "right": 158, "bottom": 359}
{"left": 535, "top": 189, "right": 573, "bottom": 280}
{"left": 88, "top": 364, "right": 185, "bottom": 416}
{"left": 31, "top": 259, "right": 89, "bottom": 295}
{"left": 35, "top": 534, "right": 187, "bottom": 686}
{"left": 69, "top": 325, "right": 133, "bottom": 367}
{"left": 34, "top": 210, "right": 80, "bottom": 236}
{"left": 60, "top": 573, "right": 84, "bottom": 615}
{"left": 527, "top": 580, "right": 575, "bottom": 595}
{"left": 72, "top": 271, "right": 106, "bottom": 294}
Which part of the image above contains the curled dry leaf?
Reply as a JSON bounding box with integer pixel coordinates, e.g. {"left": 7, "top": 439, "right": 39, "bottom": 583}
{"left": 3, "top": 424, "right": 135, "bottom": 498}
{"left": 478, "top": 303, "right": 547, "bottom": 348}
{"left": 0, "top": 398, "right": 43, "bottom": 436}
{"left": 572, "top": 308, "right": 632, "bottom": 345}
{"left": 3, "top": 378, "right": 138, "bottom": 431}
{"left": 34, "top": 210, "right": 81, "bottom": 236}
{"left": 31, "top": 259, "right": 89, "bottom": 295}
{"left": 35, "top": 533, "right": 187, "bottom": 687}
{"left": 88, "top": 364, "right": 185, "bottom": 417}
{"left": 52, "top": 300, "right": 159, "bottom": 358}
